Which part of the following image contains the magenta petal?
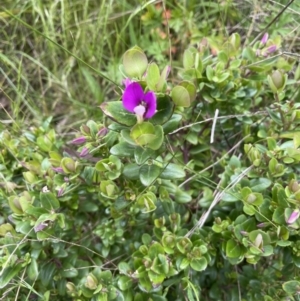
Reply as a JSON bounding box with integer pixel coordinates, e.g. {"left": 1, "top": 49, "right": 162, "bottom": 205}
{"left": 122, "top": 82, "right": 144, "bottom": 112}
{"left": 143, "top": 91, "right": 157, "bottom": 118}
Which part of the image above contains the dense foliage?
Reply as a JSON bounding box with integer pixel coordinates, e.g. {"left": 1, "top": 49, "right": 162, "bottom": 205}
{"left": 1, "top": 1, "right": 300, "bottom": 300}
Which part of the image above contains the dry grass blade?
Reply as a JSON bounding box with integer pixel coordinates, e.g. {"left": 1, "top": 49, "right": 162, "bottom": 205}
{"left": 185, "top": 165, "right": 253, "bottom": 237}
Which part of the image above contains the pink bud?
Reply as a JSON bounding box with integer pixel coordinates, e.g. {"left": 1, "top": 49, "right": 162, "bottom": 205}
{"left": 266, "top": 45, "right": 277, "bottom": 54}
{"left": 97, "top": 127, "right": 108, "bottom": 138}
{"left": 52, "top": 167, "right": 64, "bottom": 174}
{"left": 34, "top": 222, "right": 48, "bottom": 232}
{"left": 287, "top": 210, "right": 300, "bottom": 224}
{"left": 79, "top": 147, "right": 89, "bottom": 157}
{"left": 57, "top": 187, "right": 64, "bottom": 197}
{"left": 257, "top": 223, "right": 266, "bottom": 228}
{"left": 71, "top": 136, "right": 86, "bottom": 145}
{"left": 261, "top": 33, "right": 269, "bottom": 45}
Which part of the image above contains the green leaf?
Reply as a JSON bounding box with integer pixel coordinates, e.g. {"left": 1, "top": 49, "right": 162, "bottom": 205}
{"left": 110, "top": 142, "right": 135, "bottom": 157}
{"left": 118, "top": 275, "right": 133, "bottom": 291}
{"left": 171, "top": 85, "right": 191, "bottom": 107}
{"left": 160, "top": 163, "right": 185, "bottom": 179}
{"left": 266, "top": 107, "right": 283, "bottom": 126}
{"left": 218, "top": 51, "right": 228, "bottom": 64}
{"left": 100, "top": 101, "right": 136, "bottom": 126}
{"left": 175, "top": 189, "right": 192, "bottom": 203}
{"left": 179, "top": 258, "right": 190, "bottom": 270}
{"left": 123, "top": 163, "right": 140, "bottom": 179}
{"left": 283, "top": 280, "right": 300, "bottom": 295}
{"left": 162, "top": 114, "right": 182, "bottom": 134}
{"left": 147, "top": 125, "right": 164, "bottom": 150}
{"left": 40, "top": 262, "right": 56, "bottom": 287}
{"left": 156, "top": 65, "right": 170, "bottom": 92}
{"left": 226, "top": 239, "right": 243, "bottom": 258}
{"left": 40, "top": 192, "right": 60, "bottom": 211}
{"left": 137, "top": 192, "right": 157, "bottom": 213}
{"left": 121, "top": 129, "right": 137, "bottom": 145}
{"left": 118, "top": 262, "right": 131, "bottom": 275}
{"left": 130, "top": 122, "right": 156, "bottom": 146}
{"left": 150, "top": 95, "right": 174, "bottom": 125}
{"left": 142, "top": 233, "right": 152, "bottom": 245}
{"left": 183, "top": 48, "right": 194, "bottom": 69}
{"left": 146, "top": 63, "right": 160, "bottom": 90}
{"left": 180, "top": 81, "right": 196, "bottom": 102}
{"left": 139, "top": 164, "right": 161, "bottom": 186}
{"left": 123, "top": 47, "right": 148, "bottom": 78}
{"left": 28, "top": 259, "right": 39, "bottom": 280}
{"left": 190, "top": 258, "right": 207, "bottom": 271}
{"left": 134, "top": 147, "right": 157, "bottom": 165}
{"left": 250, "top": 178, "right": 272, "bottom": 192}
{"left": 0, "top": 265, "right": 23, "bottom": 289}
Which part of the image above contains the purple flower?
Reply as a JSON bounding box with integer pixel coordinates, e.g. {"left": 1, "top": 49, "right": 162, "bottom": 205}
{"left": 261, "top": 33, "right": 269, "bottom": 45}
{"left": 71, "top": 136, "right": 86, "bottom": 145}
{"left": 122, "top": 82, "right": 157, "bottom": 121}
{"left": 287, "top": 210, "right": 300, "bottom": 224}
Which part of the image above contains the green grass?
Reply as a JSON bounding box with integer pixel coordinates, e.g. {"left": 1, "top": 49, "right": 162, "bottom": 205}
{"left": 1, "top": 0, "right": 299, "bottom": 133}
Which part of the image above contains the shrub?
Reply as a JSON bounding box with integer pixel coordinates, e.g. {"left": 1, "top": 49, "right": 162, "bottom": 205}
{"left": 1, "top": 31, "right": 300, "bottom": 300}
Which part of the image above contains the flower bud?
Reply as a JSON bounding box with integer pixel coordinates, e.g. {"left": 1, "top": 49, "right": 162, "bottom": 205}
{"left": 97, "top": 127, "right": 108, "bottom": 138}
{"left": 287, "top": 210, "right": 300, "bottom": 224}
{"left": 261, "top": 33, "right": 269, "bottom": 45}
{"left": 266, "top": 44, "right": 277, "bottom": 54}
{"left": 85, "top": 274, "right": 98, "bottom": 290}
{"left": 267, "top": 70, "right": 286, "bottom": 93}
{"left": 80, "top": 124, "right": 90, "bottom": 135}
{"left": 289, "top": 179, "right": 300, "bottom": 193}
{"left": 57, "top": 187, "right": 64, "bottom": 197}
{"left": 79, "top": 147, "right": 89, "bottom": 157}
{"left": 66, "top": 282, "right": 77, "bottom": 295}
{"left": 52, "top": 167, "right": 64, "bottom": 174}
{"left": 257, "top": 223, "right": 266, "bottom": 228}
{"left": 71, "top": 136, "right": 86, "bottom": 145}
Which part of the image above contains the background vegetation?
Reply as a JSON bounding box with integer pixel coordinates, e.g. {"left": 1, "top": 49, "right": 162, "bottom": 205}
{"left": 1, "top": 0, "right": 300, "bottom": 300}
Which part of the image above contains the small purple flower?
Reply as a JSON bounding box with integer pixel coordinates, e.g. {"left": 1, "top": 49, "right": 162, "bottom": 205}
{"left": 122, "top": 82, "right": 157, "bottom": 122}
{"left": 287, "top": 210, "right": 300, "bottom": 224}
{"left": 71, "top": 136, "right": 86, "bottom": 145}
{"left": 261, "top": 33, "right": 269, "bottom": 45}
